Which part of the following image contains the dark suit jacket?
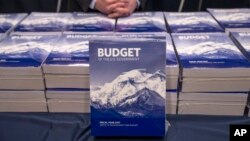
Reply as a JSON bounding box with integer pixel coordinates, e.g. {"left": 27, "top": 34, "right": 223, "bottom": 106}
{"left": 76, "top": 0, "right": 147, "bottom": 12}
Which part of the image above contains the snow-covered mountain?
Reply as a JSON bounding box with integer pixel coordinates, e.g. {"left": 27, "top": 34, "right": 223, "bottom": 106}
{"left": 53, "top": 41, "right": 89, "bottom": 53}
{"left": 169, "top": 17, "right": 217, "bottom": 26}
{"left": 119, "top": 17, "right": 165, "bottom": 25}
{"left": 218, "top": 13, "right": 250, "bottom": 21}
{"left": 0, "top": 18, "right": 17, "bottom": 25}
{"left": 178, "top": 41, "right": 243, "bottom": 59}
{"left": 21, "top": 17, "right": 68, "bottom": 25}
{"left": 0, "top": 42, "right": 51, "bottom": 54}
{"left": 91, "top": 69, "right": 165, "bottom": 117}
{"left": 68, "top": 17, "right": 114, "bottom": 25}
{"left": 0, "top": 42, "right": 52, "bottom": 62}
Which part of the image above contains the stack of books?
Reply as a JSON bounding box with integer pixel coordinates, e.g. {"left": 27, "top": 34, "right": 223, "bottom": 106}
{"left": 116, "top": 12, "right": 167, "bottom": 32}
{"left": 172, "top": 33, "right": 250, "bottom": 115}
{"left": 14, "top": 12, "right": 71, "bottom": 33}
{"left": 65, "top": 12, "right": 115, "bottom": 32}
{"left": 164, "top": 12, "right": 223, "bottom": 33}
{"left": 0, "top": 13, "right": 27, "bottom": 34}
{"left": 166, "top": 90, "right": 178, "bottom": 114}
{"left": 43, "top": 33, "right": 95, "bottom": 113}
{"left": 207, "top": 8, "right": 250, "bottom": 34}
{"left": 231, "top": 32, "right": 250, "bottom": 60}
{"left": 0, "top": 34, "right": 59, "bottom": 112}
{"left": 178, "top": 92, "right": 248, "bottom": 115}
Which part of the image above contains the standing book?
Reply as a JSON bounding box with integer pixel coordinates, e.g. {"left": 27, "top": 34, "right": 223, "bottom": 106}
{"left": 89, "top": 38, "right": 166, "bottom": 136}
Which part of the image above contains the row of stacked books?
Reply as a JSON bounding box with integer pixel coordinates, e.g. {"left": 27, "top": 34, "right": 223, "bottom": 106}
{"left": 0, "top": 9, "right": 249, "bottom": 115}
{"left": 0, "top": 8, "right": 250, "bottom": 34}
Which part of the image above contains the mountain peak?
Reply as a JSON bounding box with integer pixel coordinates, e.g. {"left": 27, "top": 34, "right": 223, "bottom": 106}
{"left": 91, "top": 69, "right": 166, "bottom": 107}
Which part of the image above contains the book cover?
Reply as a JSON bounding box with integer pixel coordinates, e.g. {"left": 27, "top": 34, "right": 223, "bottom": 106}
{"left": 165, "top": 12, "right": 223, "bottom": 33}
{"left": 44, "top": 34, "right": 90, "bottom": 66}
{"left": 172, "top": 33, "right": 250, "bottom": 69}
{"left": 90, "top": 39, "right": 166, "bottom": 136}
{"left": 43, "top": 33, "right": 115, "bottom": 74}
{"left": 0, "top": 13, "right": 27, "bottom": 33}
{"left": 207, "top": 8, "right": 250, "bottom": 29}
{"left": 14, "top": 12, "right": 71, "bottom": 32}
{"left": 0, "top": 34, "right": 59, "bottom": 68}
{"left": 231, "top": 32, "right": 250, "bottom": 60}
{"left": 66, "top": 12, "right": 115, "bottom": 32}
{"left": 116, "top": 12, "right": 166, "bottom": 32}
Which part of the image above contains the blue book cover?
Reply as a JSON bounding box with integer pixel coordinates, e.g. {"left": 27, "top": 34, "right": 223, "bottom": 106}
{"left": 165, "top": 12, "right": 223, "bottom": 33}
{"left": 172, "top": 33, "right": 250, "bottom": 69}
{"left": 90, "top": 39, "right": 166, "bottom": 136}
{"left": 44, "top": 33, "right": 114, "bottom": 66}
{"left": 116, "top": 12, "right": 166, "bottom": 32}
{"left": 44, "top": 34, "right": 90, "bottom": 66}
{"left": 207, "top": 8, "right": 250, "bottom": 29}
{"left": 231, "top": 32, "right": 250, "bottom": 60}
{"left": 14, "top": 12, "right": 71, "bottom": 32}
{"left": 0, "top": 34, "right": 59, "bottom": 67}
{"left": 0, "top": 13, "right": 27, "bottom": 33}
{"left": 66, "top": 13, "right": 115, "bottom": 32}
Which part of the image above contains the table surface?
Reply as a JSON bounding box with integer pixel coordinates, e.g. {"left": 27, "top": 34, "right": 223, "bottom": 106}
{"left": 0, "top": 113, "right": 250, "bottom": 141}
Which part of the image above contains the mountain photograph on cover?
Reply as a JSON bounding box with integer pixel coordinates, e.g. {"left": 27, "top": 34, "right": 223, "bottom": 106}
{"left": 0, "top": 16, "right": 15, "bottom": 33}
{"left": 91, "top": 69, "right": 166, "bottom": 118}
{"left": 0, "top": 14, "right": 27, "bottom": 33}
{"left": 207, "top": 9, "right": 250, "bottom": 28}
{"left": 66, "top": 13, "right": 115, "bottom": 32}
{"left": 15, "top": 13, "right": 71, "bottom": 32}
{"left": 231, "top": 32, "right": 250, "bottom": 60}
{"left": 0, "top": 35, "right": 58, "bottom": 67}
{"left": 116, "top": 12, "right": 166, "bottom": 32}
{"left": 172, "top": 33, "right": 250, "bottom": 68}
{"left": 165, "top": 12, "right": 223, "bottom": 33}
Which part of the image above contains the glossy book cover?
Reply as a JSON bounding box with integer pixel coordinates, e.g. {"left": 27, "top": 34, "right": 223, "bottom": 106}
{"left": 66, "top": 13, "right": 115, "bottom": 32}
{"left": 116, "top": 12, "right": 166, "bottom": 32}
{"left": 231, "top": 32, "right": 250, "bottom": 60}
{"left": 44, "top": 34, "right": 91, "bottom": 66}
{"left": 90, "top": 39, "right": 166, "bottom": 136}
{"left": 172, "top": 33, "right": 250, "bottom": 69}
{"left": 0, "top": 34, "right": 58, "bottom": 67}
{"left": 0, "top": 13, "right": 27, "bottom": 33}
{"left": 15, "top": 12, "right": 71, "bottom": 32}
{"left": 165, "top": 12, "right": 223, "bottom": 33}
{"left": 207, "top": 9, "right": 250, "bottom": 29}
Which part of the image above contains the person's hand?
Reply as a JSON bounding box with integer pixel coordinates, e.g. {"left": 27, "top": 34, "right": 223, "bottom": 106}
{"left": 95, "top": 0, "right": 127, "bottom": 15}
{"left": 108, "top": 0, "right": 138, "bottom": 18}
